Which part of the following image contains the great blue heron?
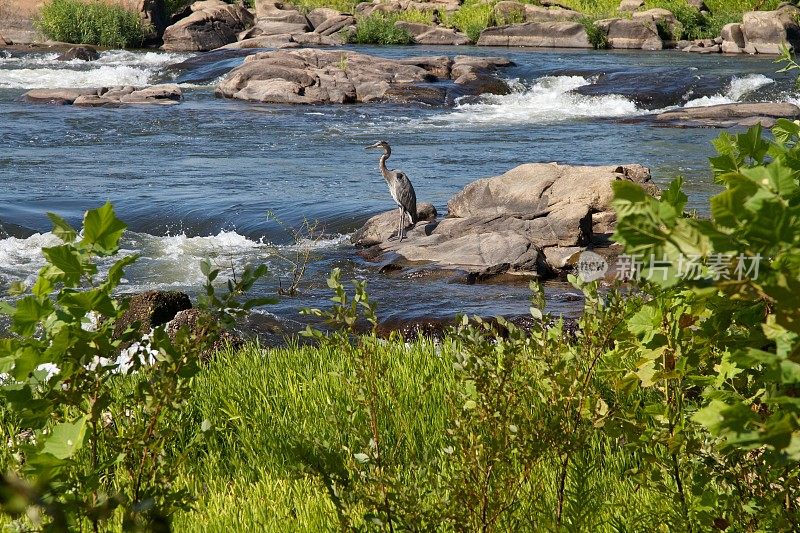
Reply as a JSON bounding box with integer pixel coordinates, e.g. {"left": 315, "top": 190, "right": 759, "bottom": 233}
{"left": 365, "top": 140, "right": 418, "bottom": 241}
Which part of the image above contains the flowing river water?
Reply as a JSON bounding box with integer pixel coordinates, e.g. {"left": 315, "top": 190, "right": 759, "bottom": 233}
{"left": 0, "top": 45, "right": 797, "bottom": 337}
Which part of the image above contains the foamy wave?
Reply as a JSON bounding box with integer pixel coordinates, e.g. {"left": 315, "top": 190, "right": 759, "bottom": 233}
{"left": 0, "top": 233, "right": 62, "bottom": 286}
{"left": 436, "top": 76, "right": 642, "bottom": 125}
{"left": 0, "top": 50, "right": 191, "bottom": 89}
{"left": 0, "top": 229, "right": 351, "bottom": 294}
{"left": 684, "top": 74, "right": 774, "bottom": 108}
{"left": 281, "top": 233, "right": 351, "bottom": 252}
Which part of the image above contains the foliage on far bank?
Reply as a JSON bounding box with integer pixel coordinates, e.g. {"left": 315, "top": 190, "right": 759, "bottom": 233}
{"left": 36, "top": 0, "right": 151, "bottom": 48}
{"left": 344, "top": 13, "right": 416, "bottom": 45}
{"left": 441, "top": 1, "right": 494, "bottom": 43}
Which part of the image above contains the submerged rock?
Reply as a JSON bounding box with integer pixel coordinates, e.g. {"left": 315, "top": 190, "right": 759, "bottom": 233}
{"left": 654, "top": 102, "right": 800, "bottom": 128}
{"left": 162, "top": 0, "right": 255, "bottom": 52}
{"left": 215, "top": 49, "right": 512, "bottom": 105}
{"left": 355, "top": 163, "right": 657, "bottom": 278}
{"left": 56, "top": 46, "right": 99, "bottom": 61}
{"left": 23, "top": 84, "right": 183, "bottom": 106}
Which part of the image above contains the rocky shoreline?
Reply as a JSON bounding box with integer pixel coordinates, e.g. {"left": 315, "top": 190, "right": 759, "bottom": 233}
{"left": 3, "top": 0, "right": 800, "bottom": 57}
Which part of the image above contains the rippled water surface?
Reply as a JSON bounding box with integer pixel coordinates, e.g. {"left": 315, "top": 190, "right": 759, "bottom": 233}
{"left": 1, "top": 45, "right": 796, "bottom": 334}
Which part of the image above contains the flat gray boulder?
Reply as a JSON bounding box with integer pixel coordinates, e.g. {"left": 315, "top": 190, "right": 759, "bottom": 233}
{"left": 215, "top": 49, "right": 512, "bottom": 105}
{"left": 354, "top": 163, "right": 657, "bottom": 277}
{"left": 655, "top": 102, "right": 800, "bottom": 128}
{"left": 162, "top": 0, "right": 255, "bottom": 51}
{"left": 23, "top": 85, "right": 182, "bottom": 106}
{"left": 477, "top": 21, "right": 592, "bottom": 48}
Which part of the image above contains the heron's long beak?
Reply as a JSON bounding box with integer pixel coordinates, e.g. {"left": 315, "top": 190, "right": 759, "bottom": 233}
{"left": 365, "top": 143, "right": 380, "bottom": 150}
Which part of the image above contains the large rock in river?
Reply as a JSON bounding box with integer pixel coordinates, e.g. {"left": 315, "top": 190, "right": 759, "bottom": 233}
{"left": 477, "top": 21, "right": 592, "bottom": 48}
{"left": 741, "top": 5, "right": 800, "bottom": 54}
{"left": 355, "top": 163, "right": 657, "bottom": 277}
{"left": 215, "top": 49, "right": 512, "bottom": 105}
{"left": 162, "top": 0, "right": 255, "bottom": 51}
{"left": 655, "top": 102, "right": 800, "bottom": 128}
{"left": 595, "top": 17, "right": 663, "bottom": 50}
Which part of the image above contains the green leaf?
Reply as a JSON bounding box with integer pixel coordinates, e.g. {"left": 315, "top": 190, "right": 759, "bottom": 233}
{"left": 660, "top": 177, "right": 687, "bottom": 213}
{"left": 11, "top": 296, "right": 53, "bottom": 337}
{"left": 627, "top": 304, "right": 661, "bottom": 342}
{"left": 42, "top": 244, "right": 83, "bottom": 286}
{"left": 41, "top": 416, "right": 87, "bottom": 460}
{"left": 772, "top": 118, "right": 800, "bottom": 145}
{"left": 46, "top": 212, "right": 77, "bottom": 243}
{"left": 11, "top": 346, "right": 42, "bottom": 381}
{"left": 81, "top": 202, "right": 127, "bottom": 255}
{"left": 243, "top": 297, "right": 279, "bottom": 310}
{"left": 59, "top": 288, "right": 117, "bottom": 318}
{"left": 103, "top": 254, "right": 138, "bottom": 291}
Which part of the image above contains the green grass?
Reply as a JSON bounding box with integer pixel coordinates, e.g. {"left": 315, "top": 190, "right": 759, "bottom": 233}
{"left": 35, "top": 0, "right": 151, "bottom": 48}
{"left": 442, "top": 2, "right": 495, "bottom": 43}
{"left": 345, "top": 13, "right": 416, "bottom": 45}
{"left": 555, "top": 0, "right": 785, "bottom": 39}
{"left": 289, "top": 0, "right": 359, "bottom": 14}
{"left": 157, "top": 340, "right": 676, "bottom": 531}
{"left": 296, "top": 0, "right": 789, "bottom": 44}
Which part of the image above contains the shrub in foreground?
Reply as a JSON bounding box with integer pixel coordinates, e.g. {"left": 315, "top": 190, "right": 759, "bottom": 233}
{"left": 36, "top": 0, "right": 151, "bottom": 48}
{"left": 0, "top": 204, "right": 268, "bottom": 531}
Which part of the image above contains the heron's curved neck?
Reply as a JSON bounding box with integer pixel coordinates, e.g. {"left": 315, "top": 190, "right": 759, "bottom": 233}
{"left": 379, "top": 148, "right": 392, "bottom": 182}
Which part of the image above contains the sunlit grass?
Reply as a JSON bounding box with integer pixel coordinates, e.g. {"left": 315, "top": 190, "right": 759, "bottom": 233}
{"left": 162, "top": 340, "right": 676, "bottom": 531}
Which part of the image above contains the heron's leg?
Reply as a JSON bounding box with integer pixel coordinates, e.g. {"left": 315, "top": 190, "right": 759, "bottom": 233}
{"left": 398, "top": 207, "right": 404, "bottom": 242}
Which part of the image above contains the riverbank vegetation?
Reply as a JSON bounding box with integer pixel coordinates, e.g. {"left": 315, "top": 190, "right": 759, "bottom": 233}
{"left": 305, "top": 0, "right": 793, "bottom": 45}
{"left": 2, "top": 121, "right": 800, "bottom": 530}
{"left": 35, "top": 0, "right": 151, "bottom": 48}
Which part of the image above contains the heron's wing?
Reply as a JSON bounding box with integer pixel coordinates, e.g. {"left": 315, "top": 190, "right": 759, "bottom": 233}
{"left": 396, "top": 172, "right": 418, "bottom": 223}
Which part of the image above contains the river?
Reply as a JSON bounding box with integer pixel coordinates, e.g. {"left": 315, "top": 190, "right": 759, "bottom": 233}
{"left": 0, "top": 45, "right": 795, "bottom": 337}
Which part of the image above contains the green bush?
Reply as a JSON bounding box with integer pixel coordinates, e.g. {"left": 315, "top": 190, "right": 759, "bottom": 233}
{"left": 36, "top": 0, "right": 151, "bottom": 48}
{"left": 0, "top": 204, "right": 269, "bottom": 530}
{"left": 582, "top": 18, "right": 609, "bottom": 49}
{"left": 345, "top": 14, "right": 415, "bottom": 45}
{"left": 288, "top": 0, "right": 358, "bottom": 14}
{"left": 442, "top": 2, "right": 494, "bottom": 43}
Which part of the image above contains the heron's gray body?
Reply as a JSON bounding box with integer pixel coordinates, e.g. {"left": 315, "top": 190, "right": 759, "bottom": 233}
{"left": 367, "top": 141, "right": 418, "bottom": 241}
